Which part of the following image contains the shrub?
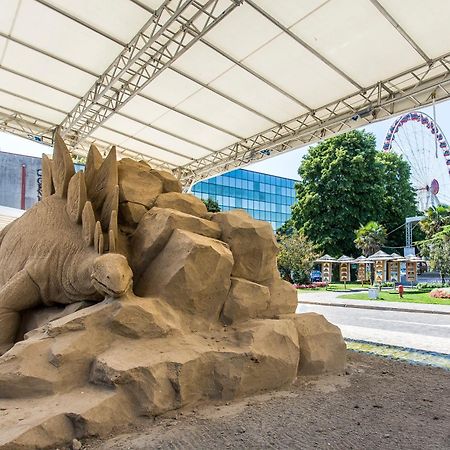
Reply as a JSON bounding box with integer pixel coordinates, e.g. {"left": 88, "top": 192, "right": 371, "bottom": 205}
{"left": 417, "top": 282, "right": 449, "bottom": 289}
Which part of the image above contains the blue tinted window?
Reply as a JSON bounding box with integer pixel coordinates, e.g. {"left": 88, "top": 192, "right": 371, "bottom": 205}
{"left": 192, "top": 169, "right": 296, "bottom": 231}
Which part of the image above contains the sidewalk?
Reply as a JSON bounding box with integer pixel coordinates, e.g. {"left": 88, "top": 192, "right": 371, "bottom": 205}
{"left": 298, "top": 290, "right": 450, "bottom": 315}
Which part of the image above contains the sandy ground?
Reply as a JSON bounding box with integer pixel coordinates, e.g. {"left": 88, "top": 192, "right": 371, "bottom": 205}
{"left": 84, "top": 352, "right": 450, "bottom": 450}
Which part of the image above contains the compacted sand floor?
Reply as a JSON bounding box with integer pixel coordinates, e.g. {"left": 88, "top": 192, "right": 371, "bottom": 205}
{"left": 85, "top": 352, "right": 449, "bottom": 450}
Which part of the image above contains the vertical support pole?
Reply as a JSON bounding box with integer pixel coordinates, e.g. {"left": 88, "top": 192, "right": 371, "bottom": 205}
{"left": 20, "top": 164, "right": 26, "bottom": 210}
{"left": 405, "top": 220, "right": 412, "bottom": 251}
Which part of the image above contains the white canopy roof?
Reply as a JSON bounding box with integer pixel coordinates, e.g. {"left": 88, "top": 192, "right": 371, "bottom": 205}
{"left": 0, "top": 205, "right": 24, "bottom": 230}
{"left": 1, "top": 0, "right": 450, "bottom": 184}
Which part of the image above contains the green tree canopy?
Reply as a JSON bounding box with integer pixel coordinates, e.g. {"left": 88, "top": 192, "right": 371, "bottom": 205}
{"left": 202, "top": 197, "right": 221, "bottom": 213}
{"left": 290, "top": 130, "right": 417, "bottom": 256}
{"left": 418, "top": 225, "right": 450, "bottom": 283}
{"left": 375, "top": 151, "right": 417, "bottom": 247}
{"left": 419, "top": 205, "right": 450, "bottom": 238}
{"left": 277, "top": 231, "right": 319, "bottom": 284}
{"left": 354, "top": 221, "right": 387, "bottom": 257}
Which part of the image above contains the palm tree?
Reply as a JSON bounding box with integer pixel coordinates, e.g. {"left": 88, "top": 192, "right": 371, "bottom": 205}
{"left": 354, "top": 221, "right": 387, "bottom": 257}
{"left": 419, "top": 205, "right": 450, "bottom": 238}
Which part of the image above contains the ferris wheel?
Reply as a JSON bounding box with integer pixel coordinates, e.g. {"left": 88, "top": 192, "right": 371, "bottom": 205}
{"left": 383, "top": 111, "right": 450, "bottom": 211}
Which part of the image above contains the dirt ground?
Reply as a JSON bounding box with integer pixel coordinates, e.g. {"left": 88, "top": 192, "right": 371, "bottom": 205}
{"left": 85, "top": 352, "right": 450, "bottom": 450}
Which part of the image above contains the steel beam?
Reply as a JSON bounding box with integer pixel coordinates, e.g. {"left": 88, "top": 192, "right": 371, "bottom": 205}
{"left": 100, "top": 124, "right": 193, "bottom": 163}
{"left": 0, "top": 106, "right": 173, "bottom": 169}
{"left": 245, "top": 0, "right": 363, "bottom": 90}
{"left": 0, "top": 84, "right": 195, "bottom": 164}
{"left": 169, "top": 67, "right": 279, "bottom": 125}
{"left": 178, "top": 53, "right": 450, "bottom": 186}
{"left": 137, "top": 91, "right": 244, "bottom": 139}
{"left": 33, "top": 1, "right": 269, "bottom": 126}
{"left": 198, "top": 38, "right": 313, "bottom": 112}
{"left": 0, "top": 31, "right": 99, "bottom": 77}
{"left": 0, "top": 107, "right": 54, "bottom": 147}
{"left": 60, "top": 0, "right": 242, "bottom": 146}
{"left": 0, "top": 31, "right": 244, "bottom": 140}
{"left": 34, "top": 0, "right": 127, "bottom": 46}
{"left": 0, "top": 65, "right": 215, "bottom": 154}
{"left": 132, "top": 0, "right": 313, "bottom": 112}
{"left": 129, "top": 0, "right": 156, "bottom": 15}
{"left": 369, "top": 0, "right": 430, "bottom": 63}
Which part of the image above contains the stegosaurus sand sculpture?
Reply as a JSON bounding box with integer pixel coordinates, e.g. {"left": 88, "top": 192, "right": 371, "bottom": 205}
{"left": 0, "top": 135, "right": 346, "bottom": 450}
{"left": 0, "top": 135, "right": 132, "bottom": 355}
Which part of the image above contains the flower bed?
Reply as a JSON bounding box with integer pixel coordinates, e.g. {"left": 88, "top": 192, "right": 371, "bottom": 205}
{"left": 294, "top": 281, "right": 328, "bottom": 289}
{"left": 429, "top": 287, "right": 450, "bottom": 298}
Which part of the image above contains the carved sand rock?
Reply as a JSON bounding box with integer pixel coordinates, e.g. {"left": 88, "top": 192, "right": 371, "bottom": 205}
{"left": 0, "top": 135, "right": 346, "bottom": 450}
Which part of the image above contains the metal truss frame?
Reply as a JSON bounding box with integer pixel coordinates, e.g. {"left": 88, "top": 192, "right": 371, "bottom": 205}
{"left": 0, "top": 105, "right": 174, "bottom": 170}
{"left": 59, "top": 0, "right": 241, "bottom": 146}
{"left": 178, "top": 52, "right": 450, "bottom": 186}
{"left": 2, "top": 0, "right": 450, "bottom": 190}
{"left": 0, "top": 107, "right": 54, "bottom": 147}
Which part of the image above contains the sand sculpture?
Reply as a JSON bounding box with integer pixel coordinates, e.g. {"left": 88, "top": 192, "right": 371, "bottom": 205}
{"left": 0, "top": 135, "right": 346, "bottom": 449}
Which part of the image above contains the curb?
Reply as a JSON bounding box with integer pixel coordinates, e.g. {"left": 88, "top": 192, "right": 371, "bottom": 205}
{"left": 299, "top": 300, "right": 450, "bottom": 315}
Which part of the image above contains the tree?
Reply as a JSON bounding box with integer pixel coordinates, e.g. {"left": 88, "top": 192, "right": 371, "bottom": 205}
{"left": 291, "top": 130, "right": 417, "bottom": 256}
{"left": 418, "top": 225, "right": 450, "bottom": 283}
{"left": 419, "top": 205, "right": 450, "bottom": 238}
{"left": 354, "top": 221, "right": 387, "bottom": 256}
{"left": 375, "top": 151, "right": 417, "bottom": 247}
{"left": 202, "top": 197, "right": 221, "bottom": 212}
{"left": 277, "top": 231, "right": 319, "bottom": 284}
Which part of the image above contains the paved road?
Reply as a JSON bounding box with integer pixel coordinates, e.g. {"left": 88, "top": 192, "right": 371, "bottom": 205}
{"left": 297, "top": 293, "right": 450, "bottom": 354}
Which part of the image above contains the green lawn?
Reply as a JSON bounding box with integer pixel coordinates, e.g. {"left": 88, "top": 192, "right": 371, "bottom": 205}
{"left": 325, "top": 282, "right": 369, "bottom": 291}
{"left": 338, "top": 290, "right": 450, "bottom": 305}
{"left": 306, "top": 282, "right": 368, "bottom": 291}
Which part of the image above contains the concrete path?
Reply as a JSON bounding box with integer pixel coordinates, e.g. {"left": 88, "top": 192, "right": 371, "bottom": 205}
{"left": 297, "top": 291, "right": 450, "bottom": 354}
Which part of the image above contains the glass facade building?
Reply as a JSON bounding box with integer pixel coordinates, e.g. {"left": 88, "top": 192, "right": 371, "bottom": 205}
{"left": 192, "top": 169, "right": 297, "bottom": 230}
{"left": 0, "top": 151, "right": 297, "bottom": 231}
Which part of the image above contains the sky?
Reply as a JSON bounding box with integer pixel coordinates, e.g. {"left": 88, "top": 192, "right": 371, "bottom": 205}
{"left": 1, "top": 100, "right": 450, "bottom": 182}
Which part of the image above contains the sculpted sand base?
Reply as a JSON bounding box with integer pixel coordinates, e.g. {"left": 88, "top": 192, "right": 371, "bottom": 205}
{"left": 0, "top": 136, "right": 346, "bottom": 449}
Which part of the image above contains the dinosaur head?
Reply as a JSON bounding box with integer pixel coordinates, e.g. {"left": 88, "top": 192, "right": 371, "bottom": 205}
{"left": 91, "top": 253, "right": 133, "bottom": 297}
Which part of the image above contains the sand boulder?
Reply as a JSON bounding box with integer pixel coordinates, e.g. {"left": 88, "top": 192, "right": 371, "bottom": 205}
{"left": 136, "top": 229, "right": 233, "bottom": 320}
{"left": 263, "top": 277, "right": 298, "bottom": 317}
{"left": 212, "top": 210, "right": 278, "bottom": 283}
{"left": 119, "top": 201, "right": 147, "bottom": 226}
{"left": 294, "top": 312, "right": 346, "bottom": 375}
{"left": 90, "top": 318, "right": 299, "bottom": 414}
{"left": 221, "top": 319, "right": 300, "bottom": 398}
{"left": 221, "top": 277, "right": 270, "bottom": 324}
{"left": 131, "top": 207, "right": 221, "bottom": 279}
{"left": 155, "top": 192, "right": 208, "bottom": 217}
{"left": 150, "top": 169, "right": 182, "bottom": 193}
{"left": 118, "top": 158, "right": 163, "bottom": 207}
{"left": 110, "top": 296, "right": 181, "bottom": 339}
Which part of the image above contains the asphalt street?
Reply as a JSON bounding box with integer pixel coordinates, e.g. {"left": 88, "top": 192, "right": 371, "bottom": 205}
{"left": 297, "top": 295, "right": 450, "bottom": 354}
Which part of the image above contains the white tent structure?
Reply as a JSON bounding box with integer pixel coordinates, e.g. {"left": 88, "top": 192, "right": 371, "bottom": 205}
{"left": 0, "top": 205, "right": 24, "bottom": 230}
{"left": 0, "top": 0, "right": 450, "bottom": 187}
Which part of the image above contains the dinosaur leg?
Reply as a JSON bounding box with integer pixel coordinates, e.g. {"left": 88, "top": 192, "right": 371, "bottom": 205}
{"left": 0, "top": 270, "right": 41, "bottom": 355}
